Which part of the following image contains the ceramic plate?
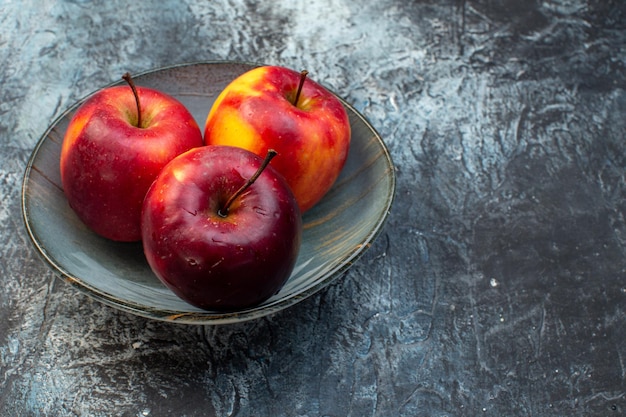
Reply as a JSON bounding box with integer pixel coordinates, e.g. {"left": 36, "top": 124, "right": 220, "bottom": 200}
{"left": 21, "top": 62, "right": 395, "bottom": 324}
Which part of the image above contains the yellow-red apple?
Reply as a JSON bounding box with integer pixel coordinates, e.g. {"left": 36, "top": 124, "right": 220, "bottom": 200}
{"left": 204, "top": 66, "right": 351, "bottom": 213}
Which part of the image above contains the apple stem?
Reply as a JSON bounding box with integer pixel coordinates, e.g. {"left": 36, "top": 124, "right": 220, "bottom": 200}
{"left": 293, "top": 70, "right": 308, "bottom": 107}
{"left": 122, "top": 72, "right": 142, "bottom": 128}
{"left": 218, "top": 149, "right": 278, "bottom": 217}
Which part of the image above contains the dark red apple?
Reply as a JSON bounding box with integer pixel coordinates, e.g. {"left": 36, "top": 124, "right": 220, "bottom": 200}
{"left": 141, "top": 145, "right": 302, "bottom": 311}
{"left": 60, "top": 73, "right": 203, "bottom": 241}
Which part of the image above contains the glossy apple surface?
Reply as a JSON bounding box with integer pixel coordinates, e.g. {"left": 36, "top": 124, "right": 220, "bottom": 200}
{"left": 141, "top": 145, "right": 302, "bottom": 311}
{"left": 204, "top": 65, "right": 351, "bottom": 213}
{"left": 60, "top": 83, "right": 203, "bottom": 241}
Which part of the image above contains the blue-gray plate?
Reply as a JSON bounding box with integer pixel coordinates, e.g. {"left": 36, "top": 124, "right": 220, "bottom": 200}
{"left": 21, "top": 62, "right": 395, "bottom": 324}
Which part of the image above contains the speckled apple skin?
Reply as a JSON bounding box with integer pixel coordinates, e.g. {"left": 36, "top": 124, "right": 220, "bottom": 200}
{"left": 60, "top": 85, "right": 204, "bottom": 241}
{"left": 141, "top": 145, "right": 303, "bottom": 311}
{"left": 204, "top": 66, "right": 351, "bottom": 213}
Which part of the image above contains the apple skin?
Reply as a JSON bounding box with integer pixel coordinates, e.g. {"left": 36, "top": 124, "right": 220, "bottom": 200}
{"left": 60, "top": 84, "right": 204, "bottom": 242}
{"left": 204, "top": 65, "right": 351, "bottom": 213}
{"left": 141, "top": 145, "right": 302, "bottom": 311}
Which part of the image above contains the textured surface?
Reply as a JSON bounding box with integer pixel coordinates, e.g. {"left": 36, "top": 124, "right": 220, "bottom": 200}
{"left": 1, "top": 0, "right": 625, "bottom": 416}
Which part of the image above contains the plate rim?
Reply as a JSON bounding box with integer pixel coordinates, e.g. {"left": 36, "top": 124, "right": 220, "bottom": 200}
{"left": 21, "top": 60, "right": 396, "bottom": 325}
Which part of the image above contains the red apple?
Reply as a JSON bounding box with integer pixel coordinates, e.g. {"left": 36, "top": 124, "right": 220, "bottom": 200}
{"left": 141, "top": 145, "right": 302, "bottom": 311}
{"left": 60, "top": 73, "right": 204, "bottom": 241}
{"left": 204, "top": 66, "right": 351, "bottom": 213}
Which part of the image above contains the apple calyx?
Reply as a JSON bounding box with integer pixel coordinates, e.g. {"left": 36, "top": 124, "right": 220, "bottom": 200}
{"left": 292, "top": 70, "right": 309, "bottom": 107}
{"left": 218, "top": 149, "right": 278, "bottom": 218}
{"left": 122, "top": 72, "right": 142, "bottom": 128}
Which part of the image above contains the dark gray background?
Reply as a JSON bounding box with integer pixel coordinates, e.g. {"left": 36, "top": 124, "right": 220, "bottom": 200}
{"left": 1, "top": 0, "right": 624, "bottom": 416}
